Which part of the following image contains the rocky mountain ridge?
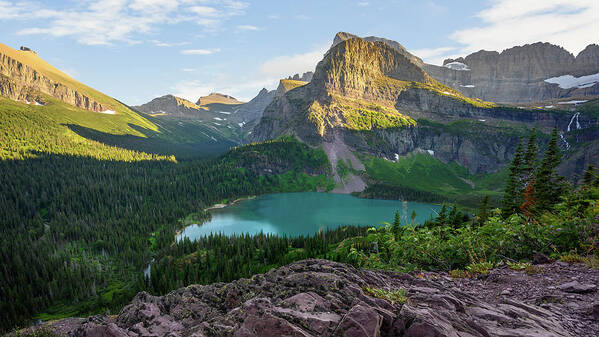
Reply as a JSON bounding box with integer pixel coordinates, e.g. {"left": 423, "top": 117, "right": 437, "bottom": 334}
{"left": 0, "top": 42, "right": 114, "bottom": 112}
{"left": 39, "top": 259, "right": 599, "bottom": 337}
{"left": 287, "top": 71, "right": 314, "bottom": 82}
{"left": 424, "top": 42, "right": 599, "bottom": 103}
{"left": 197, "top": 93, "right": 244, "bottom": 106}
{"left": 133, "top": 94, "right": 208, "bottom": 118}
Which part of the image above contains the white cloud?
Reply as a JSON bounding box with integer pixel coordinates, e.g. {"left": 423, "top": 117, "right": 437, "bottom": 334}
{"left": 172, "top": 45, "right": 327, "bottom": 102}
{"left": 181, "top": 68, "right": 197, "bottom": 72}
{"left": 357, "top": 2, "right": 370, "bottom": 7}
{"left": 259, "top": 46, "right": 327, "bottom": 80}
{"left": 412, "top": 0, "right": 599, "bottom": 65}
{"left": 150, "top": 40, "right": 189, "bottom": 47}
{"left": 189, "top": 5, "right": 219, "bottom": 16}
{"left": 3, "top": 0, "right": 249, "bottom": 45}
{"left": 452, "top": 0, "right": 599, "bottom": 56}
{"left": 181, "top": 48, "right": 221, "bottom": 55}
{"left": 410, "top": 46, "right": 459, "bottom": 65}
{"left": 237, "top": 24, "right": 259, "bottom": 31}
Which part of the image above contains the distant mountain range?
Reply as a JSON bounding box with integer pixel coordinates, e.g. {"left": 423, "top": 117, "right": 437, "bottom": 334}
{"left": 1, "top": 35, "right": 597, "bottom": 183}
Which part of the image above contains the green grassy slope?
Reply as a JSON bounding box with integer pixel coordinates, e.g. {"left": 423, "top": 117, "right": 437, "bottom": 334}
{"left": 0, "top": 95, "right": 170, "bottom": 160}
{"left": 0, "top": 95, "right": 235, "bottom": 160}
{"left": 361, "top": 153, "right": 507, "bottom": 207}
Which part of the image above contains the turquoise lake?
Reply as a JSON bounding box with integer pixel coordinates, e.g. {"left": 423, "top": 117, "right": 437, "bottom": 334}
{"left": 178, "top": 192, "right": 441, "bottom": 240}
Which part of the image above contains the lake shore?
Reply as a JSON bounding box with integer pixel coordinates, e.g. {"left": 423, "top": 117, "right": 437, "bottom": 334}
{"left": 175, "top": 195, "right": 257, "bottom": 240}
{"left": 204, "top": 195, "right": 256, "bottom": 211}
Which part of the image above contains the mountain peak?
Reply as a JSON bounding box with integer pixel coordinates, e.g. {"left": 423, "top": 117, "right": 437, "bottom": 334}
{"left": 331, "top": 32, "right": 424, "bottom": 67}
{"left": 196, "top": 92, "right": 244, "bottom": 106}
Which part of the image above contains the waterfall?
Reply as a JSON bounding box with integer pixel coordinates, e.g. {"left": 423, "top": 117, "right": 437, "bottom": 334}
{"left": 559, "top": 133, "right": 570, "bottom": 150}
{"left": 567, "top": 112, "right": 581, "bottom": 132}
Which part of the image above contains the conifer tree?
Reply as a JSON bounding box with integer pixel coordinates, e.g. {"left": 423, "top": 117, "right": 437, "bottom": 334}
{"left": 535, "top": 127, "right": 563, "bottom": 212}
{"left": 502, "top": 139, "right": 524, "bottom": 214}
{"left": 477, "top": 195, "right": 489, "bottom": 226}
{"left": 522, "top": 128, "right": 538, "bottom": 183}
{"left": 582, "top": 164, "right": 595, "bottom": 187}
{"left": 410, "top": 210, "right": 417, "bottom": 226}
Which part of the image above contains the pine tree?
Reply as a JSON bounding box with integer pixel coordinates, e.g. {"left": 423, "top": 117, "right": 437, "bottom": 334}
{"left": 477, "top": 195, "right": 489, "bottom": 226}
{"left": 522, "top": 128, "right": 538, "bottom": 183}
{"left": 502, "top": 139, "right": 524, "bottom": 215}
{"left": 582, "top": 164, "right": 595, "bottom": 187}
{"left": 437, "top": 204, "right": 448, "bottom": 225}
{"left": 535, "top": 127, "right": 563, "bottom": 212}
{"left": 410, "top": 210, "right": 417, "bottom": 226}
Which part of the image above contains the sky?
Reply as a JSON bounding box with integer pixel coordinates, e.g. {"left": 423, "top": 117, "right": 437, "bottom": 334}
{"left": 1, "top": 0, "right": 598, "bottom": 105}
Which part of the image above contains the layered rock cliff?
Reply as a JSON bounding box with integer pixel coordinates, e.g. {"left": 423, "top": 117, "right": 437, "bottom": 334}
{"left": 424, "top": 42, "right": 599, "bottom": 103}
{"left": 0, "top": 43, "right": 113, "bottom": 112}
{"left": 40, "top": 259, "right": 599, "bottom": 337}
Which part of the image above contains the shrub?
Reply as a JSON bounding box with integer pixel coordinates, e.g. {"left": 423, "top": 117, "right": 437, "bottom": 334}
{"left": 363, "top": 287, "right": 407, "bottom": 304}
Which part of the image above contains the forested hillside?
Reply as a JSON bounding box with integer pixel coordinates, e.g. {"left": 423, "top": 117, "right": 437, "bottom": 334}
{"left": 0, "top": 136, "right": 333, "bottom": 331}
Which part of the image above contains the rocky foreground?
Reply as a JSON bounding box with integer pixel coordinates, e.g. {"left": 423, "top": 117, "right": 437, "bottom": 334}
{"left": 46, "top": 259, "right": 598, "bottom": 337}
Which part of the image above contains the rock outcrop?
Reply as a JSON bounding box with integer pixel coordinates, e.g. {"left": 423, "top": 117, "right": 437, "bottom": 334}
{"left": 43, "top": 259, "right": 599, "bottom": 337}
{"left": 234, "top": 88, "right": 276, "bottom": 125}
{"left": 0, "top": 42, "right": 112, "bottom": 112}
{"left": 288, "top": 71, "right": 314, "bottom": 82}
{"left": 424, "top": 42, "right": 599, "bottom": 103}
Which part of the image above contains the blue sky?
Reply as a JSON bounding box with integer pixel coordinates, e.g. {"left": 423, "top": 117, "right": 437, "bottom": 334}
{"left": 1, "top": 0, "right": 598, "bottom": 105}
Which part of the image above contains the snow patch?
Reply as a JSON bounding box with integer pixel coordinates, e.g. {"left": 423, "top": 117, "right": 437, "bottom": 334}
{"left": 545, "top": 72, "right": 599, "bottom": 89}
{"left": 394, "top": 153, "right": 399, "bottom": 161}
{"left": 544, "top": 105, "right": 554, "bottom": 109}
{"left": 478, "top": 119, "right": 486, "bottom": 122}
{"left": 99, "top": 110, "right": 116, "bottom": 114}
{"left": 218, "top": 111, "right": 231, "bottom": 115}
{"left": 444, "top": 62, "right": 470, "bottom": 71}
{"left": 213, "top": 122, "right": 221, "bottom": 126}
{"left": 427, "top": 150, "right": 435, "bottom": 156}
{"left": 460, "top": 84, "right": 476, "bottom": 88}
{"left": 442, "top": 91, "right": 456, "bottom": 96}
{"left": 238, "top": 122, "right": 245, "bottom": 128}
{"left": 558, "top": 100, "right": 587, "bottom": 105}
{"left": 213, "top": 117, "right": 224, "bottom": 121}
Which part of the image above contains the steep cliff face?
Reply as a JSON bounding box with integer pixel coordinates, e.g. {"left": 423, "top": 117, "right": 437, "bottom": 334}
{"left": 0, "top": 43, "right": 114, "bottom": 112}
{"left": 252, "top": 33, "right": 598, "bottom": 179}
{"left": 424, "top": 42, "right": 599, "bottom": 103}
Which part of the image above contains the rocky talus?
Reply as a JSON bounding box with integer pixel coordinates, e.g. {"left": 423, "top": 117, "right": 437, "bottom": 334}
{"left": 0, "top": 51, "right": 107, "bottom": 112}
{"left": 43, "top": 259, "right": 598, "bottom": 337}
